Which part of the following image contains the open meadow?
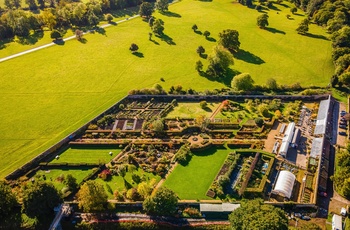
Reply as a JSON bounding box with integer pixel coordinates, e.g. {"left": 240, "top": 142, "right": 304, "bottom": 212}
{"left": 0, "top": 0, "right": 334, "bottom": 178}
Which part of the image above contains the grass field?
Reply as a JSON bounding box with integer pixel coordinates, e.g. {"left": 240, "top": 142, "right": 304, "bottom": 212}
{"left": 34, "top": 168, "right": 93, "bottom": 191}
{"left": 55, "top": 147, "right": 122, "bottom": 164}
{"left": 0, "top": 0, "right": 334, "bottom": 178}
{"left": 167, "top": 102, "right": 219, "bottom": 118}
{"left": 163, "top": 147, "right": 230, "bottom": 200}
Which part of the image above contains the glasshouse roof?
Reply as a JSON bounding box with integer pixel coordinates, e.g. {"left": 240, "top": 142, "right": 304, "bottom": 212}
{"left": 273, "top": 170, "right": 296, "bottom": 199}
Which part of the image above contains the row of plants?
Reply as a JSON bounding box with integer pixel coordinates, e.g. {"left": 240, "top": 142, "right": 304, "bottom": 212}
{"left": 207, "top": 151, "right": 240, "bottom": 198}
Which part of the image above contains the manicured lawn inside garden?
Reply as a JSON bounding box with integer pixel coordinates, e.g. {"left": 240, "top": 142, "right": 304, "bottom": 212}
{"left": 34, "top": 168, "right": 93, "bottom": 191}
{"left": 55, "top": 147, "right": 122, "bottom": 164}
{"left": 167, "top": 102, "right": 219, "bottom": 118}
{"left": 0, "top": 0, "right": 334, "bottom": 178}
{"left": 96, "top": 168, "right": 161, "bottom": 199}
{"left": 163, "top": 147, "right": 231, "bottom": 200}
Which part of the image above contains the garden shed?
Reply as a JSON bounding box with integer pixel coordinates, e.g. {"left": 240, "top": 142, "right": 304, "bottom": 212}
{"left": 272, "top": 170, "right": 296, "bottom": 199}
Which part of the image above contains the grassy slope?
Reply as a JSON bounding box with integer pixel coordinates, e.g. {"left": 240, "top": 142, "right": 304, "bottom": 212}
{"left": 0, "top": 0, "right": 333, "bottom": 178}
{"left": 163, "top": 147, "right": 230, "bottom": 200}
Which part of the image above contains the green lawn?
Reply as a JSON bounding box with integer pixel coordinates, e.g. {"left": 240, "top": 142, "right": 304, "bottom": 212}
{"left": 54, "top": 147, "right": 122, "bottom": 164}
{"left": 163, "top": 147, "right": 230, "bottom": 200}
{"left": 0, "top": 0, "right": 334, "bottom": 178}
{"left": 34, "top": 168, "right": 93, "bottom": 191}
{"left": 96, "top": 168, "right": 161, "bottom": 199}
{"left": 167, "top": 102, "right": 220, "bottom": 118}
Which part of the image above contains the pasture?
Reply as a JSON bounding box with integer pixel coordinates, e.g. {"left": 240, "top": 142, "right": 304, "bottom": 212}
{"left": 0, "top": 0, "right": 334, "bottom": 178}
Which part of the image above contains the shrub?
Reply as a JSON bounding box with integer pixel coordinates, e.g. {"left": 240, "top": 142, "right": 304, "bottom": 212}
{"left": 200, "top": 100, "right": 208, "bottom": 109}
{"left": 132, "top": 174, "right": 141, "bottom": 184}
{"left": 126, "top": 188, "right": 141, "bottom": 201}
{"left": 183, "top": 207, "right": 202, "bottom": 218}
{"left": 254, "top": 117, "right": 264, "bottom": 127}
{"left": 98, "top": 169, "right": 111, "bottom": 181}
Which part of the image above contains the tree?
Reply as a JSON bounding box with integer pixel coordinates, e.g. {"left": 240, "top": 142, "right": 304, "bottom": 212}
{"left": 200, "top": 100, "right": 207, "bottom": 109}
{"left": 50, "top": 30, "right": 61, "bottom": 41}
{"left": 192, "top": 24, "right": 198, "bottom": 31}
{"left": 22, "top": 181, "right": 62, "bottom": 220}
{"left": 196, "top": 45, "right": 205, "bottom": 56}
{"left": 255, "top": 117, "right": 264, "bottom": 127}
{"left": 0, "top": 181, "right": 21, "bottom": 229}
{"left": 290, "top": 7, "right": 297, "bottom": 14}
{"left": 105, "top": 13, "right": 113, "bottom": 22}
{"left": 266, "top": 78, "right": 278, "bottom": 90}
{"left": 143, "top": 187, "right": 178, "bottom": 215}
{"left": 218, "top": 29, "right": 240, "bottom": 53}
{"left": 139, "top": 2, "right": 153, "bottom": 18}
{"left": 207, "top": 45, "right": 234, "bottom": 78}
{"left": 137, "top": 182, "right": 153, "bottom": 199}
{"left": 64, "top": 174, "right": 77, "bottom": 191}
{"left": 75, "top": 29, "right": 84, "bottom": 41}
{"left": 331, "top": 75, "right": 339, "bottom": 87}
{"left": 151, "top": 119, "right": 164, "bottom": 133}
{"left": 26, "top": 0, "right": 38, "bottom": 10}
{"left": 118, "top": 164, "right": 127, "bottom": 178}
{"left": 339, "top": 72, "right": 350, "bottom": 86}
{"left": 195, "top": 60, "right": 203, "bottom": 72}
{"left": 37, "top": 0, "right": 45, "bottom": 9}
{"left": 129, "top": 43, "right": 139, "bottom": 53}
{"left": 203, "top": 30, "right": 210, "bottom": 38}
{"left": 77, "top": 181, "right": 108, "bottom": 212}
{"left": 152, "top": 19, "right": 164, "bottom": 36}
{"left": 155, "top": 0, "right": 168, "bottom": 12}
{"left": 296, "top": 18, "right": 309, "bottom": 35}
{"left": 231, "top": 73, "right": 255, "bottom": 91}
{"left": 229, "top": 199, "right": 288, "bottom": 230}
{"left": 257, "top": 14, "right": 269, "bottom": 29}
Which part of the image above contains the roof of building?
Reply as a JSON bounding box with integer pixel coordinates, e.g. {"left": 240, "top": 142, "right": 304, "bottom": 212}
{"left": 272, "top": 170, "right": 296, "bottom": 199}
{"left": 310, "top": 137, "right": 324, "bottom": 159}
{"left": 200, "top": 203, "right": 240, "bottom": 212}
{"left": 292, "top": 128, "right": 301, "bottom": 144}
{"left": 314, "top": 98, "right": 331, "bottom": 135}
{"left": 332, "top": 214, "right": 343, "bottom": 230}
{"left": 279, "top": 122, "right": 295, "bottom": 156}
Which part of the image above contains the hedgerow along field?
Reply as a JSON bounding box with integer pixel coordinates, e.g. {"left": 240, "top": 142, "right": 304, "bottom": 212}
{"left": 0, "top": 0, "right": 334, "bottom": 178}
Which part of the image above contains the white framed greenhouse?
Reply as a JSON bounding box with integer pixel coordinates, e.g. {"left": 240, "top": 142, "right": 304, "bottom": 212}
{"left": 272, "top": 170, "right": 296, "bottom": 199}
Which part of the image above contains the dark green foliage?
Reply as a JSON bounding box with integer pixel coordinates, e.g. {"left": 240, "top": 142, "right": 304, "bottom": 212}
{"left": 254, "top": 117, "right": 264, "bottom": 127}
{"left": 196, "top": 45, "right": 205, "bottom": 56}
{"left": 132, "top": 173, "right": 141, "bottom": 184}
{"left": 218, "top": 29, "right": 240, "bottom": 53}
{"left": 0, "top": 181, "right": 21, "bottom": 229}
{"left": 64, "top": 174, "right": 78, "bottom": 191}
{"left": 50, "top": 30, "right": 61, "bottom": 40}
{"left": 155, "top": 0, "right": 168, "bottom": 12}
{"left": 332, "top": 47, "right": 350, "bottom": 62}
{"left": 129, "top": 43, "right": 139, "bottom": 52}
{"left": 231, "top": 73, "right": 255, "bottom": 91}
{"left": 143, "top": 187, "right": 178, "bottom": 215}
{"left": 331, "top": 145, "right": 350, "bottom": 199}
{"left": 207, "top": 45, "right": 234, "bottom": 78}
{"left": 152, "top": 19, "right": 164, "bottom": 35}
{"left": 296, "top": 18, "right": 309, "bottom": 34}
{"left": 139, "top": 2, "right": 154, "bottom": 18}
{"left": 22, "top": 181, "right": 62, "bottom": 220}
{"left": 229, "top": 199, "right": 288, "bottom": 230}
{"left": 192, "top": 24, "right": 198, "bottom": 31}
{"left": 174, "top": 145, "right": 192, "bottom": 165}
{"left": 195, "top": 60, "right": 204, "bottom": 72}
{"left": 257, "top": 14, "right": 269, "bottom": 28}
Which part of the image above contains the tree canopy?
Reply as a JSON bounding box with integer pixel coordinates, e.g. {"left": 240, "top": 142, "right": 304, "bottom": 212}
{"left": 0, "top": 181, "right": 21, "bottom": 229}
{"left": 155, "top": 0, "right": 169, "bottom": 12}
{"left": 143, "top": 187, "right": 178, "bottom": 215}
{"left": 231, "top": 73, "right": 255, "bottom": 91}
{"left": 229, "top": 199, "right": 288, "bottom": 230}
{"left": 296, "top": 18, "right": 309, "bottom": 35}
{"left": 77, "top": 180, "right": 108, "bottom": 212}
{"left": 207, "top": 45, "right": 234, "bottom": 78}
{"left": 218, "top": 29, "right": 240, "bottom": 53}
{"left": 139, "top": 2, "right": 154, "bottom": 18}
{"left": 22, "top": 181, "right": 62, "bottom": 220}
{"left": 257, "top": 14, "right": 269, "bottom": 29}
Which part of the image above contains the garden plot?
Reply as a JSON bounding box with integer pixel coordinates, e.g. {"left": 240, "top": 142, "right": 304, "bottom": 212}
{"left": 167, "top": 102, "right": 220, "bottom": 119}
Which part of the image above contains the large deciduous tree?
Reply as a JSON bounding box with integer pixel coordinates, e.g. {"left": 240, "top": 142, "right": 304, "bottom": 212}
{"left": 152, "top": 18, "right": 164, "bottom": 35}
{"left": 257, "top": 14, "right": 269, "bottom": 29}
{"left": 218, "top": 29, "right": 240, "bottom": 53}
{"left": 229, "top": 199, "right": 288, "bottom": 230}
{"left": 77, "top": 181, "right": 108, "bottom": 212}
{"left": 143, "top": 187, "right": 178, "bottom": 215}
{"left": 231, "top": 73, "right": 255, "bottom": 91}
{"left": 139, "top": 2, "right": 154, "bottom": 18}
{"left": 155, "top": 0, "right": 168, "bottom": 12}
{"left": 22, "top": 181, "right": 62, "bottom": 220}
{"left": 296, "top": 18, "right": 309, "bottom": 35}
{"left": 207, "top": 45, "right": 234, "bottom": 78}
{"left": 0, "top": 181, "right": 21, "bottom": 229}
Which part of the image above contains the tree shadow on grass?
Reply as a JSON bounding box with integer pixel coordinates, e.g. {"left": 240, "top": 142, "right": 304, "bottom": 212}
{"left": 78, "top": 38, "right": 88, "bottom": 44}
{"left": 95, "top": 27, "right": 106, "bottom": 36}
{"left": 276, "top": 2, "right": 290, "bottom": 8}
{"left": 16, "top": 30, "right": 44, "bottom": 45}
{"left": 200, "top": 53, "right": 208, "bottom": 59}
{"left": 111, "top": 6, "right": 139, "bottom": 18}
{"left": 132, "top": 51, "right": 144, "bottom": 58}
{"left": 124, "top": 179, "right": 132, "bottom": 189}
{"left": 53, "top": 39, "right": 65, "bottom": 45}
{"left": 194, "top": 30, "right": 202, "bottom": 35}
{"left": 203, "top": 107, "right": 212, "bottom": 112}
{"left": 305, "top": 32, "right": 329, "bottom": 41}
{"left": 199, "top": 68, "right": 240, "bottom": 87}
{"left": 150, "top": 39, "right": 160, "bottom": 45}
{"left": 193, "top": 146, "right": 216, "bottom": 157}
{"left": 160, "top": 10, "right": 181, "bottom": 18}
{"left": 265, "top": 27, "right": 286, "bottom": 35}
{"left": 234, "top": 49, "right": 265, "bottom": 65}
{"left": 158, "top": 33, "right": 176, "bottom": 45}
{"left": 0, "top": 38, "right": 13, "bottom": 50}
{"left": 206, "top": 36, "right": 216, "bottom": 42}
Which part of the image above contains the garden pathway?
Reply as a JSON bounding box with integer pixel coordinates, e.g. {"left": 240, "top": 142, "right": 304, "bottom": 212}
{"left": 209, "top": 102, "right": 224, "bottom": 120}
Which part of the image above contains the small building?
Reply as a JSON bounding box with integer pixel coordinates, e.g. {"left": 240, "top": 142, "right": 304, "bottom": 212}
{"left": 272, "top": 170, "right": 296, "bottom": 199}
{"left": 200, "top": 203, "right": 240, "bottom": 219}
{"left": 332, "top": 214, "right": 343, "bottom": 230}
{"left": 279, "top": 122, "right": 295, "bottom": 157}
{"left": 291, "top": 128, "right": 301, "bottom": 148}
{"left": 314, "top": 97, "right": 331, "bottom": 136}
